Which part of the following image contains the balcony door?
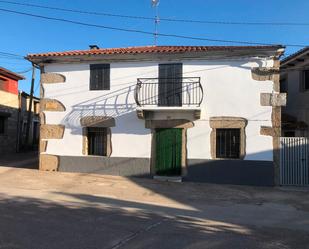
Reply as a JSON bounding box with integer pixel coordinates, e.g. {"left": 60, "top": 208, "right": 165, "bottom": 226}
{"left": 158, "top": 63, "right": 183, "bottom": 106}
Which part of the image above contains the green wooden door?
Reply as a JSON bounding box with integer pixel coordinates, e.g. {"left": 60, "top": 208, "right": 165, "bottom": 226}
{"left": 155, "top": 128, "right": 182, "bottom": 176}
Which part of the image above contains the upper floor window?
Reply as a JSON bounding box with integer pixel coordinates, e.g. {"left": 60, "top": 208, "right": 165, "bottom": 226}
{"left": 0, "top": 116, "right": 7, "bottom": 135}
{"left": 302, "top": 70, "right": 309, "bottom": 91}
{"left": 90, "top": 64, "right": 110, "bottom": 90}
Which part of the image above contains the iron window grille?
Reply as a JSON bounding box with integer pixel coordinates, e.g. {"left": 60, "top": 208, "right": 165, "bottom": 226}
{"left": 216, "top": 128, "right": 241, "bottom": 159}
{"left": 87, "top": 127, "right": 107, "bottom": 156}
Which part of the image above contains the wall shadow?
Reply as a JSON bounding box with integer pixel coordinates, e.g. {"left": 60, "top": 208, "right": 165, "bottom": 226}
{"left": 0, "top": 192, "right": 306, "bottom": 249}
{"left": 62, "top": 84, "right": 148, "bottom": 135}
{"left": 0, "top": 151, "right": 39, "bottom": 169}
{"left": 59, "top": 60, "right": 265, "bottom": 137}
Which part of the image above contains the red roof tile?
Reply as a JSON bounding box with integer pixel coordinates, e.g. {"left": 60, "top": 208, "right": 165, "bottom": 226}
{"left": 27, "top": 45, "right": 282, "bottom": 59}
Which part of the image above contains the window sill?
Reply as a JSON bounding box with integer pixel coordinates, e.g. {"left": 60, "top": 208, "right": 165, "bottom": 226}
{"left": 89, "top": 89, "right": 110, "bottom": 91}
{"left": 214, "top": 157, "right": 243, "bottom": 161}
{"left": 84, "top": 155, "right": 109, "bottom": 158}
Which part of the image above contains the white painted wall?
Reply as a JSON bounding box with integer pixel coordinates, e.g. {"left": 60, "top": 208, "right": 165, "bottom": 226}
{"left": 43, "top": 57, "right": 274, "bottom": 161}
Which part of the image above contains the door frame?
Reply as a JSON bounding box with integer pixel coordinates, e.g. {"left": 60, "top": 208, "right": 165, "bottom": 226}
{"left": 149, "top": 120, "right": 194, "bottom": 177}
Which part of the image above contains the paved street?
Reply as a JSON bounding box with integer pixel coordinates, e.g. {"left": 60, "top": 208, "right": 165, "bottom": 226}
{"left": 0, "top": 165, "right": 308, "bottom": 248}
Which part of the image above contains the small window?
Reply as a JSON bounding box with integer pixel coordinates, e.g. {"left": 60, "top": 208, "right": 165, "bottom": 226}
{"left": 0, "top": 117, "right": 6, "bottom": 134}
{"left": 303, "top": 70, "right": 309, "bottom": 91}
{"left": 90, "top": 64, "right": 110, "bottom": 90}
{"left": 87, "top": 127, "right": 107, "bottom": 156}
{"left": 280, "top": 78, "right": 288, "bottom": 93}
{"left": 216, "top": 128, "right": 240, "bottom": 159}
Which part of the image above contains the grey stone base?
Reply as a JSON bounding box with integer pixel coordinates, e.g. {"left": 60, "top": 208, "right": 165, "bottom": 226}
{"left": 58, "top": 156, "right": 150, "bottom": 177}
{"left": 57, "top": 156, "right": 274, "bottom": 186}
{"left": 185, "top": 159, "right": 274, "bottom": 186}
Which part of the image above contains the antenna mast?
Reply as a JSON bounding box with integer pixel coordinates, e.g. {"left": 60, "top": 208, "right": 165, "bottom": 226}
{"left": 151, "top": 0, "right": 160, "bottom": 45}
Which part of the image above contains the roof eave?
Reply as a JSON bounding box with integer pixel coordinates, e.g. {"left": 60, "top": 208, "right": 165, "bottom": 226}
{"left": 0, "top": 67, "right": 25, "bottom": 80}
{"left": 27, "top": 47, "right": 284, "bottom": 65}
{"left": 281, "top": 47, "right": 309, "bottom": 66}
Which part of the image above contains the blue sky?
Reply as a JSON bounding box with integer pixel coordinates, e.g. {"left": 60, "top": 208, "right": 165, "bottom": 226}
{"left": 0, "top": 0, "right": 308, "bottom": 96}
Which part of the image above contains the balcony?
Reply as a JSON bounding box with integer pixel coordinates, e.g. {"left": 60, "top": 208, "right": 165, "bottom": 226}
{"left": 134, "top": 77, "right": 203, "bottom": 120}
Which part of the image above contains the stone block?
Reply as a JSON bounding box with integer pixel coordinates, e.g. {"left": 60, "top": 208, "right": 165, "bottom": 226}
{"left": 41, "top": 73, "right": 66, "bottom": 84}
{"left": 40, "top": 140, "right": 47, "bottom": 153}
{"left": 80, "top": 116, "right": 115, "bottom": 127}
{"left": 260, "top": 93, "right": 286, "bottom": 107}
{"left": 41, "top": 99, "right": 66, "bottom": 112}
{"left": 251, "top": 67, "right": 279, "bottom": 81}
{"left": 39, "top": 154, "right": 59, "bottom": 171}
{"left": 40, "top": 124, "right": 65, "bottom": 139}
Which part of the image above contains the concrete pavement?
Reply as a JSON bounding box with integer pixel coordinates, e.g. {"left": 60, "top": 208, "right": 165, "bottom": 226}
{"left": 0, "top": 167, "right": 308, "bottom": 248}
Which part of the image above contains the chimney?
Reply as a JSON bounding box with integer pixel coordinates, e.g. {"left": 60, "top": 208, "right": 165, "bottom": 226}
{"left": 89, "top": 45, "right": 99, "bottom": 50}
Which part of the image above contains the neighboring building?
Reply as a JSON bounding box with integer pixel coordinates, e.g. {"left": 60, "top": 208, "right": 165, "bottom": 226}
{"left": 280, "top": 47, "right": 309, "bottom": 137}
{"left": 27, "top": 45, "right": 285, "bottom": 186}
{"left": 0, "top": 67, "right": 39, "bottom": 154}
{"left": 19, "top": 92, "right": 40, "bottom": 149}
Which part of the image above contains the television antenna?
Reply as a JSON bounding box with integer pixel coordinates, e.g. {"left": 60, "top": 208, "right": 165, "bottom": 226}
{"left": 151, "top": 0, "right": 160, "bottom": 45}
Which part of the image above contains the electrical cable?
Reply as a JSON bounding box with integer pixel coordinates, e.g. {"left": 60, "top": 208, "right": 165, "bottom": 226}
{"left": 0, "top": 7, "right": 306, "bottom": 48}
{"left": 0, "top": 0, "right": 309, "bottom": 27}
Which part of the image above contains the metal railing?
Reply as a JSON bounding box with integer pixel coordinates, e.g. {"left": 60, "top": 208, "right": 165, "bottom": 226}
{"left": 134, "top": 77, "right": 203, "bottom": 107}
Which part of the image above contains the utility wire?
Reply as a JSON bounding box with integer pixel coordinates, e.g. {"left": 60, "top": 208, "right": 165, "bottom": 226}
{"left": 0, "top": 56, "right": 26, "bottom": 61}
{"left": 0, "top": 7, "right": 306, "bottom": 48}
{"left": 16, "top": 67, "right": 32, "bottom": 74}
{"left": 0, "top": 51, "right": 25, "bottom": 62}
{"left": 0, "top": 56, "right": 25, "bottom": 61}
{"left": 0, "top": 0, "right": 309, "bottom": 27}
{"left": 0, "top": 51, "right": 24, "bottom": 58}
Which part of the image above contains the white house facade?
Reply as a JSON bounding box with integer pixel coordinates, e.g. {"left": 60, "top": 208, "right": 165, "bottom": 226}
{"left": 27, "top": 45, "right": 285, "bottom": 186}
{"left": 280, "top": 47, "right": 309, "bottom": 137}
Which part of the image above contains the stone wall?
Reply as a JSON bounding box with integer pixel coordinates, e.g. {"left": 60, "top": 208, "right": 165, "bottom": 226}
{"left": 0, "top": 104, "right": 19, "bottom": 154}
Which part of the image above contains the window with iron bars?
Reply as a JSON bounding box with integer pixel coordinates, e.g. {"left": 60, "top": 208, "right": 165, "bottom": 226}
{"left": 87, "top": 127, "right": 107, "bottom": 156}
{"left": 216, "top": 128, "right": 241, "bottom": 159}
